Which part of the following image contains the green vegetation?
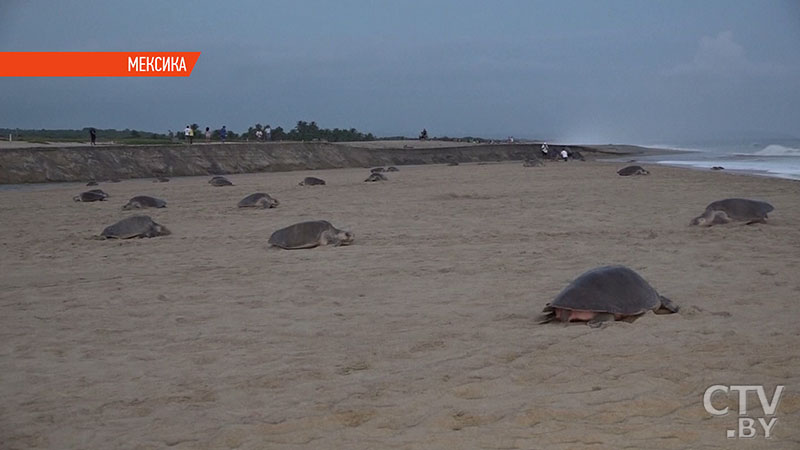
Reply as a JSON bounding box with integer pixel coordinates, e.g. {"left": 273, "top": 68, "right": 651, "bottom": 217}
{"left": 2, "top": 121, "right": 377, "bottom": 145}
{"left": 1, "top": 128, "right": 173, "bottom": 145}
{"left": 2, "top": 123, "right": 494, "bottom": 145}
{"left": 245, "top": 121, "right": 374, "bottom": 142}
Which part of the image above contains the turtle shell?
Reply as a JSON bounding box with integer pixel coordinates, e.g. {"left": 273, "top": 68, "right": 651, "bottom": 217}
{"left": 704, "top": 198, "right": 773, "bottom": 221}
{"left": 548, "top": 266, "right": 662, "bottom": 315}
{"left": 617, "top": 165, "right": 648, "bottom": 176}
{"left": 124, "top": 195, "right": 166, "bottom": 209}
{"left": 101, "top": 215, "right": 170, "bottom": 239}
{"left": 75, "top": 191, "right": 108, "bottom": 202}
{"left": 238, "top": 193, "right": 279, "bottom": 208}
{"left": 268, "top": 220, "right": 335, "bottom": 249}
{"left": 300, "top": 177, "right": 326, "bottom": 186}
{"left": 209, "top": 177, "right": 233, "bottom": 186}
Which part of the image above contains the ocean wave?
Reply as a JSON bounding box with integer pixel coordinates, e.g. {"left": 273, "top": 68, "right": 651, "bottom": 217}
{"left": 654, "top": 159, "right": 800, "bottom": 180}
{"left": 645, "top": 144, "right": 706, "bottom": 153}
{"left": 751, "top": 144, "right": 800, "bottom": 156}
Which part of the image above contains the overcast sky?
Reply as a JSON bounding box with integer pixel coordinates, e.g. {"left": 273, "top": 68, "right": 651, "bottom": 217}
{"left": 1, "top": 0, "right": 798, "bottom": 143}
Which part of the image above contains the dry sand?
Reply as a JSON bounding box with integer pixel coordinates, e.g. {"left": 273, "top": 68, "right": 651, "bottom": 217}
{"left": 1, "top": 161, "right": 799, "bottom": 449}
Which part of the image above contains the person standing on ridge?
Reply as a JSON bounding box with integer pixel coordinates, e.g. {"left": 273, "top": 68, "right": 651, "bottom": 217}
{"left": 220, "top": 125, "right": 227, "bottom": 143}
{"left": 89, "top": 128, "right": 96, "bottom": 145}
{"left": 184, "top": 125, "right": 193, "bottom": 144}
{"left": 265, "top": 125, "right": 271, "bottom": 141}
{"left": 205, "top": 127, "right": 211, "bottom": 142}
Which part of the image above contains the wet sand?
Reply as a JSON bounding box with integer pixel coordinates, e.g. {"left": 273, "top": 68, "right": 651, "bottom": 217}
{"left": 1, "top": 161, "right": 799, "bottom": 449}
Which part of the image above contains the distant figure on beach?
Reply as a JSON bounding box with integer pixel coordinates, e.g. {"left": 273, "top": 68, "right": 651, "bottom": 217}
{"left": 560, "top": 149, "right": 568, "bottom": 161}
{"left": 89, "top": 128, "right": 96, "bottom": 145}
{"left": 256, "top": 130, "right": 263, "bottom": 141}
{"left": 184, "top": 125, "right": 193, "bottom": 144}
{"left": 541, "top": 142, "right": 549, "bottom": 156}
{"left": 265, "top": 125, "right": 271, "bottom": 141}
{"left": 419, "top": 128, "right": 428, "bottom": 140}
{"left": 220, "top": 126, "right": 227, "bottom": 143}
{"left": 205, "top": 127, "right": 211, "bottom": 142}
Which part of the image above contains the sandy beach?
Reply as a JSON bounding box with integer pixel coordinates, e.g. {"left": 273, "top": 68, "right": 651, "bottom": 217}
{"left": 1, "top": 161, "right": 799, "bottom": 449}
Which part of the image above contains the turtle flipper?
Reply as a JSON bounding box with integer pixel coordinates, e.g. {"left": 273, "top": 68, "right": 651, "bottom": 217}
{"left": 536, "top": 303, "right": 556, "bottom": 325}
{"left": 536, "top": 304, "right": 556, "bottom": 324}
{"left": 656, "top": 295, "right": 679, "bottom": 314}
{"left": 536, "top": 312, "right": 555, "bottom": 324}
{"left": 587, "top": 313, "right": 615, "bottom": 328}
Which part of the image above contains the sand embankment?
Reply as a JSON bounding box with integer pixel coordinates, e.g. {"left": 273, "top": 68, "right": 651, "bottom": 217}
{"left": 0, "top": 140, "right": 665, "bottom": 184}
{"left": 0, "top": 161, "right": 798, "bottom": 448}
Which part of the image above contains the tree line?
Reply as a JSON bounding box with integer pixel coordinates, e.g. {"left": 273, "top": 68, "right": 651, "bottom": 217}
{"left": 3, "top": 121, "right": 376, "bottom": 144}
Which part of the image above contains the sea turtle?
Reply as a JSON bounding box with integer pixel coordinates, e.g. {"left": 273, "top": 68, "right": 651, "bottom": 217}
{"left": 268, "top": 220, "right": 354, "bottom": 249}
{"left": 86, "top": 180, "right": 99, "bottom": 186}
{"left": 523, "top": 159, "right": 543, "bottom": 167}
{"left": 539, "top": 265, "right": 678, "bottom": 327}
{"left": 386, "top": 166, "right": 399, "bottom": 172}
{"left": 238, "top": 193, "right": 279, "bottom": 208}
{"left": 371, "top": 167, "right": 386, "bottom": 173}
{"left": 73, "top": 190, "right": 108, "bottom": 202}
{"left": 617, "top": 165, "right": 649, "bottom": 176}
{"left": 87, "top": 189, "right": 109, "bottom": 198}
{"left": 209, "top": 176, "right": 233, "bottom": 186}
{"left": 711, "top": 166, "right": 724, "bottom": 171}
{"left": 299, "top": 177, "right": 326, "bottom": 186}
{"left": 99, "top": 215, "right": 171, "bottom": 239}
{"left": 690, "top": 198, "right": 774, "bottom": 226}
{"left": 122, "top": 195, "right": 167, "bottom": 210}
{"left": 365, "top": 173, "right": 387, "bottom": 182}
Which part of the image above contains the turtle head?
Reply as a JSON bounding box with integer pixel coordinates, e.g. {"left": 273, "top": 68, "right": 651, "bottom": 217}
{"left": 154, "top": 224, "right": 171, "bottom": 236}
{"left": 691, "top": 210, "right": 726, "bottom": 226}
{"left": 690, "top": 210, "right": 713, "bottom": 226}
{"left": 338, "top": 230, "right": 355, "bottom": 245}
{"left": 655, "top": 295, "right": 679, "bottom": 314}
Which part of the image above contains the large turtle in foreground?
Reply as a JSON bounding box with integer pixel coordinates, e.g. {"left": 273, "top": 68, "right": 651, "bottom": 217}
{"left": 123, "top": 195, "right": 166, "bottom": 210}
{"left": 268, "top": 220, "right": 353, "bottom": 249}
{"left": 99, "top": 215, "right": 170, "bottom": 239}
{"left": 209, "top": 176, "right": 233, "bottom": 186}
{"left": 299, "top": 177, "right": 326, "bottom": 186}
{"left": 690, "top": 198, "right": 774, "bottom": 226}
{"left": 74, "top": 190, "right": 109, "bottom": 202}
{"left": 539, "top": 265, "right": 678, "bottom": 327}
{"left": 617, "top": 165, "right": 649, "bottom": 176}
{"left": 238, "top": 193, "right": 279, "bottom": 209}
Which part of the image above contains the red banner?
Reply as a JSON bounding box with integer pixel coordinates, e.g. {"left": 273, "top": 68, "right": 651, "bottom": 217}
{"left": 0, "top": 52, "right": 201, "bottom": 77}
